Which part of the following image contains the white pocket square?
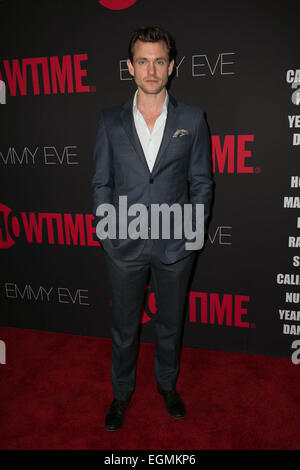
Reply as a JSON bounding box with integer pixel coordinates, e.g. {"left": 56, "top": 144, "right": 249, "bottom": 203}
{"left": 172, "top": 128, "right": 189, "bottom": 138}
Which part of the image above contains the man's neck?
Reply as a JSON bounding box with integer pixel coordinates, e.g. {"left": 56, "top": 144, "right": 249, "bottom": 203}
{"left": 136, "top": 88, "right": 167, "bottom": 115}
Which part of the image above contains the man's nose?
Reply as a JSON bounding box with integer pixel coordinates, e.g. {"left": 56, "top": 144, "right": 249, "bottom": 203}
{"left": 148, "top": 61, "right": 155, "bottom": 75}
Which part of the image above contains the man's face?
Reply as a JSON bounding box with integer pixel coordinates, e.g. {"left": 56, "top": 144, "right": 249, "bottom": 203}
{"left": 127, "top": 40, "right": 174, "bottom": 95}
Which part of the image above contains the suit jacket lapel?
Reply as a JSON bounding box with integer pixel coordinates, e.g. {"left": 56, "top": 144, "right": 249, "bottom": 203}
{"left": 152, "top": 94, "right": 178, "bottom": 176}
{"left": 120, "top": 96, "right": 151, "bottom": 175}
{"left": 120, "top": 92, "right": 178, "bottom": 176}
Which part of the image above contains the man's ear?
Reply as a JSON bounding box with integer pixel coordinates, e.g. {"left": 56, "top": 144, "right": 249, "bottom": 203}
{"left": 168, "top": 59, "right": 175, "bottom": 76}
{"left": 127, "top": 58, "right": 134, "bottom": 77}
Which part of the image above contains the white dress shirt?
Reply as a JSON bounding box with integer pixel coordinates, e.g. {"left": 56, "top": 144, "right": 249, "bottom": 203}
{"left": 132, "top": 89, "right": 169, "bottom": 173}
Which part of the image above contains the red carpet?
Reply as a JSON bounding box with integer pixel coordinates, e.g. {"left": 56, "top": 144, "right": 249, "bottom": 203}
{"left": 0, "top": 326, "right": 299, "bottom": 450}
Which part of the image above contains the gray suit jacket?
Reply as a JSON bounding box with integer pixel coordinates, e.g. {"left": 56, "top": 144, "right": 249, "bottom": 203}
{"left": 92, "top": 92, "right": 214, "bottom": 264}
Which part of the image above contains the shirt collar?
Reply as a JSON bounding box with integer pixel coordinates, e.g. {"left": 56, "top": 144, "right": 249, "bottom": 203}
{"left": 133, "top": 89, "right": 169, "bottom": 118}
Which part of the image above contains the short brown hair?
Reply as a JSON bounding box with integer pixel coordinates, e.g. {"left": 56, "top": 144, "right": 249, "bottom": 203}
{"left": 128, "top": 25, "right": 176, "bottom": 64}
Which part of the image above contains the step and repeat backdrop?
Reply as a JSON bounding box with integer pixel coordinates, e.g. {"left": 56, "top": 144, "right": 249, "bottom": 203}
{"left": 0, "top": 0, "right": 299, "bottom": 359}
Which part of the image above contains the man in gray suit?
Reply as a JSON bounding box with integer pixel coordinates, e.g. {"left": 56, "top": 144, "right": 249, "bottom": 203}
{"left": 92, "top": 26, "right": 214, "bottom": 431}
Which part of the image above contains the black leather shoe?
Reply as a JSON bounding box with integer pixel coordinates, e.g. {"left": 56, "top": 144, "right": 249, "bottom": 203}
{"left": 105, "top": 398, "right": 130, "bottom": 431}
{"left": 157, "top": 385, "right": 186, "bottom": 419}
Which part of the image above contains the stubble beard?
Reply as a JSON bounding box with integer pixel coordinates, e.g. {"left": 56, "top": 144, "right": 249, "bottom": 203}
{"left": 136, "top": 77, "right": 168, "bottom": 95}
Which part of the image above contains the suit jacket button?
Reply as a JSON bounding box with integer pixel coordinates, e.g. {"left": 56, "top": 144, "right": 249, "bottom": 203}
{"left": 149, "top": 177, "right": 154, "bottom": 184}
